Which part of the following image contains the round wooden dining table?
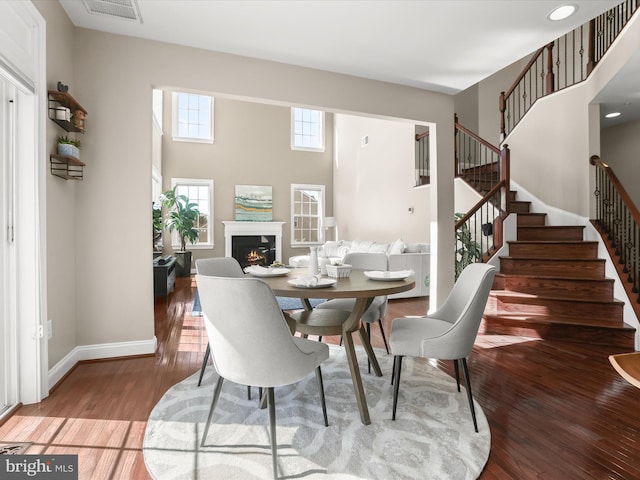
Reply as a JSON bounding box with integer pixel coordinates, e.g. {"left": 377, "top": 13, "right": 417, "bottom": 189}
{"left": 259, "top": 268, "right": 415, "bottom": 425}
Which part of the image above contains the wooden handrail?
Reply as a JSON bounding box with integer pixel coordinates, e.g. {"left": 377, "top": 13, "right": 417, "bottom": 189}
{"left": 454, "top": 180, "right": 506, "bottom": 229}
{"left": 415, "top": 131, "right": 429, "bottom": 141}
{"left": 454, "top": 122, "right": 500, "bottom": 155}
{"left": 590, "top": 155, "right": 640, "bottom": 225}
{"left": 502, "top": 46, "right": 545, "bottom": 100}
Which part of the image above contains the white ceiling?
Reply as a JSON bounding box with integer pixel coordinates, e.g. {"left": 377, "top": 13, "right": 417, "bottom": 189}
{"left": 60, "top": 0, "right": 636, "bottom": 126}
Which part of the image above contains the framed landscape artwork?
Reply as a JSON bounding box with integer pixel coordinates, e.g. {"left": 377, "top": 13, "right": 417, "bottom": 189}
{"left": 235, "top": 185, "right": 273, "bottom": 221}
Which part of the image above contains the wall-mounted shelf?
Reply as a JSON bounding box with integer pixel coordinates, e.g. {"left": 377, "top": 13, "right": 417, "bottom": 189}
{"left": 48, "top": 90, "right": 87, "bottom": 133}
{"left": 50, "top": 154, "right": 85, "bottom": 180}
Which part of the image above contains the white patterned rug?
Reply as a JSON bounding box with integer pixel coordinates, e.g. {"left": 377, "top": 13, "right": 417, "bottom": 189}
{"left": 144, "top": 345, "right": 490, "bottom": 480}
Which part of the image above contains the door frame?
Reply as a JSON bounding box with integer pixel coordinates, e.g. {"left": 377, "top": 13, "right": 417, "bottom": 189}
{"left": 0, "top": 0, "right": 48, "bottom": 409}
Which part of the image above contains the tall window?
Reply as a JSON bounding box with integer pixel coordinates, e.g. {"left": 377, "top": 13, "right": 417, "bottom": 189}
{"left": 170, "top": 178, "right": 214, "bottom": 249}
{"left": 291, "top": 107, "right": 324, "bottom": 151}
{"left": 291, "top": 184, "right": 325, "bottom": 245}
{"left": 172, "top": 92, "right": 213, "bottom": 143}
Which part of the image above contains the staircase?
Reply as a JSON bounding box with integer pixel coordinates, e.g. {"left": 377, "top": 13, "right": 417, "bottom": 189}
{"left": 482, "top": 191, "right": 636, "bottom": 349}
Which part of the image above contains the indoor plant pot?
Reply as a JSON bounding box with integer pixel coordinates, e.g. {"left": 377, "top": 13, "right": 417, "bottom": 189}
{"left": 57, "top": 135, "right": 81, "bottom": 159}
{"left": 160, "top": 186, "right": 200, "bottom": 277}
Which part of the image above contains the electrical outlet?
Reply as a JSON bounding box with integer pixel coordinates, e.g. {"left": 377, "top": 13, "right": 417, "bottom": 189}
{"left": 408, "top": 206, "right": 414, "bottom": 214}
{"left": 47, "top": 319, "right": 52, "bottom": 340}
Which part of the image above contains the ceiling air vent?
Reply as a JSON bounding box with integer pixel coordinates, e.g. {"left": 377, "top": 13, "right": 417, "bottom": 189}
{"left": 82, "top": 0, "right": 143, "bottom": 23}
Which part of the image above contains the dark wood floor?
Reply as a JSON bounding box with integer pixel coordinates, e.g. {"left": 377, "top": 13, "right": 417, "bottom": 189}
{"left": 1, "top": 276, "right": 639, "bottom": 479}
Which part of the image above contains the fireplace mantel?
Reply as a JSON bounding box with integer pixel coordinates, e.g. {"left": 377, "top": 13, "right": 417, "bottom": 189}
{"left": 223, "top": 221, "right": 285, "bottom": 262}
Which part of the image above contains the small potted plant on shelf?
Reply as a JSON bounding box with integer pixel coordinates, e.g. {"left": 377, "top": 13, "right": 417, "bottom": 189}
{"left": 57, "top": 135, "right": 81, "bottom": 159}
{"left": 159, "top": 186, "right": 200, "bottom": 277}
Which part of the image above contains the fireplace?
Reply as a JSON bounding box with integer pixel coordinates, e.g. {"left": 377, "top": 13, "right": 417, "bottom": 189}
{"left": 232, "top": 235, "right": 276, "bottom": 268}
{"left": 223, "top": 221, "right": 285, "bottom": 268}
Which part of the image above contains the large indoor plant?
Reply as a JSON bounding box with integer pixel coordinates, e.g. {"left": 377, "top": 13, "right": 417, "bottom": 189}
{"left": 159, "top": 187, "right": 200, "bottom": 276}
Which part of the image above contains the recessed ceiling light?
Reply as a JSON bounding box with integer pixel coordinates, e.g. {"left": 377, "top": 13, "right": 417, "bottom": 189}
{"left": 605, "top": 112, "right": 621, "bottom": 118}
{"left": 548, "top": 5, "right": 577, "bottom": 21}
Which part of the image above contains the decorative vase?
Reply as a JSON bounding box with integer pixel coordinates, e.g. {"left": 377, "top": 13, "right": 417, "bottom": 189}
{"left": 308, "top": 247, "right": 319, "bottom": 276}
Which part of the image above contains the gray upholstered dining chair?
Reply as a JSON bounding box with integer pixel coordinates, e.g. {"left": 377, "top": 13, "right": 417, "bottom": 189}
{"left": 389, "top": 262, "right": 496, "bottom": 432}
{"left": 196, "top": 274, "right": 330, "bottom": 480}
{"left": 315, "top": 252, "right": 390, "bottom": 370}
{"left": 195, "top": 257, "right": 245, "bottom": 387}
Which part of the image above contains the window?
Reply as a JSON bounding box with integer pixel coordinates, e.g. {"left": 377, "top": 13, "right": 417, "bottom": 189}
{"left": 172, "top": 92, "right": 213, "bottom": 143}
{"left": 291, "top": 184, "right": 325, "bottom": 245}
{"left": 170, "top": 178, "right": 214, "bottom": 249}
{"left": 291, "top": 107, "right": 324, "bottom": 151}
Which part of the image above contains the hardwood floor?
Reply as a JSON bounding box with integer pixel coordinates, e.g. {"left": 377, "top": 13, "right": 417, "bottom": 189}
{"left": 1, "top": 276, "right": 639, "bottom": 479}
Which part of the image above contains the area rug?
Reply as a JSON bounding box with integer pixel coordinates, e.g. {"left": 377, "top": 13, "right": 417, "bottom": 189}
{"left": 0, "top": 442, "right": 32, "bottom": 455}
{"left": 144, "top": 345, "right": 490, "bottom": 479}
{"left": 192, "top": 290, "right": 325, "bottom": 315}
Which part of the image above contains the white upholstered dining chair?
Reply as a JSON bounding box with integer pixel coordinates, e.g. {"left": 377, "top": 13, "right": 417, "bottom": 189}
{"left": 389, "top": 262, "right": 496, "bottom": 432}
{"left": 315, "top": 252, "right": 390, "bottom": 370}
{"left": 196, "top": 274, "right": 330, "bottom": 480}
{"left": 195, "top": 257, "right": 245, "bottom": 387}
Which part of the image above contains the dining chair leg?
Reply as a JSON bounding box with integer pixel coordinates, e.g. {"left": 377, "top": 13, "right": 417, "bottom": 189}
{"left": 247, "top": 386, "right": 252, "bottom": 400}
{"left": 201, "top": 376, "right": 224, "bottom": 447}
{"left": 267, "top": 387, "right": 278, "bottom": 480}
{"left": 453, "top": 359, "right": 461, "bottom": 392}
{"left": 461, "top": 358, "right": 479, "bottom": 433}
{"left": 366, "top": 323, "right": 371, "bottom": 374}
{"left": 378, "top": 319, "right": 390, "bottom": 354}
{"left": 259, "top": 387, "right": 266, "bottom": 409}
{"left": 197, "top": 344, "right": 211, "bottom": 387}
{"left": 391, "top": 356, "right": 396, "bottom": 385}
{"left": 315, "top": 366, "right": 329, "bottom": 427}
{"left": 392, "top": 355, "right": 403, "bottom": 420}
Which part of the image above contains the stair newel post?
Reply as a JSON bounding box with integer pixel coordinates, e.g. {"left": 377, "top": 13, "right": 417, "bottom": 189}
{"left": 545, "top": 42, "right": 555, "bottom": 95}
{"left": 499, "top": 92, "right": 506, "bottom": 141}
{"left": 500, "top": 144, "right": 510, "bottom": 214}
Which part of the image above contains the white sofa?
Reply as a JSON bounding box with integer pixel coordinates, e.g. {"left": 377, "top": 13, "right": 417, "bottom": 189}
{"left": 289, "top": 239, "right": 430, "bottom": 299}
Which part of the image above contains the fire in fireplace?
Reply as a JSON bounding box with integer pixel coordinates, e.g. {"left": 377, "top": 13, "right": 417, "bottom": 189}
{"left": 232, "top": 235, "right": 276, "bottom": 268}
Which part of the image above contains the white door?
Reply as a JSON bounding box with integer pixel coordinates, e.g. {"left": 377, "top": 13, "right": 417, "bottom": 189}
{"left": 0, "top": 72, "right": 17, "bottom": 417}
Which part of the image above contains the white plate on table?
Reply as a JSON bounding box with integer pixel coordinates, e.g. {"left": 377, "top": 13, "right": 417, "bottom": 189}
{"left": 287, "top": 278, "right": 337, "bottom": 289}
{"left": 364, "top": 270, "right": 413, "bottom": 281}
{"left": 245, "top": 266, "right": 291, "bottom": 278}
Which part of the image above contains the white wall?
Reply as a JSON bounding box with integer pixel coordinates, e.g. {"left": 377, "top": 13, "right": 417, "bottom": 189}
{"left": 333, "top": 114, "right": 430, "bottom": 244}
{"left": 503, "top": 12, "right": 640, "bottom": 217}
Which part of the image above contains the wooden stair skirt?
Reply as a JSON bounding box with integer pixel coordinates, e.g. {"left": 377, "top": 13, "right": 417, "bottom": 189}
{"left": 483, "top": 192, "right": 635, "bottom": 349}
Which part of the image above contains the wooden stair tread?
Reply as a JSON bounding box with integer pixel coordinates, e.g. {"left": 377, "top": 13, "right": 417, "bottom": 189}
{"left": 490, "top": 289, "right": 623, "bottom": 305}
{"left": 501, "top": 256, "right": 604, "bottom": 262}
{"left": 483, "top": 312, "right": 634, "bottom": 330}
{"left": 495, "top": 272, "right": 613, "bottom": 282}
{"left": 507, "top": 240, "right": 598, "bottom": 245}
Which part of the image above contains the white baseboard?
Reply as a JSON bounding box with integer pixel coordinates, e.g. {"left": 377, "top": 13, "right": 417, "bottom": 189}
{"left": 48, "top": 337, "right": 157, "bottom": 390}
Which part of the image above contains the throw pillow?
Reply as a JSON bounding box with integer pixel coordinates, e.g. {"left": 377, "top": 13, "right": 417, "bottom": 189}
{"left": 321, "top": 241, "right": 344, "bottom": 258}
{"left": 370, "top": 242, "right": 390, "bottom": 254}
{"left": 405, "top": 242, "right": 427, "bottom": 253}
{"left": 389, "top": 238, "right": 406, "bottom": 255}
{"left": 351, "top": 240, "right": 374, "bottom": 253}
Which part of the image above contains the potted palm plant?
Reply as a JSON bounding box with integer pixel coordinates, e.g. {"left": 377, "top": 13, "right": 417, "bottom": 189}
{"left": 160, "top": 187, "right": 200, "bottom": 276}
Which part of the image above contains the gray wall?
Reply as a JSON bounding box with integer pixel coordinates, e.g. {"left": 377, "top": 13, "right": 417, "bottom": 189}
{"left": 601, "top": 118, "right": 640, "bottom": 208}
{"left": 160, "top": 94, "right": 334, "bottom": 264}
